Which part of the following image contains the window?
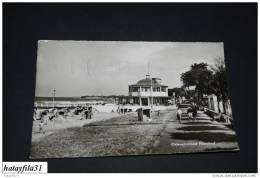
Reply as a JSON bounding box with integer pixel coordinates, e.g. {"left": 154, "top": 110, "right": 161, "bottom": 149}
{"left": 130, "top": 87, "right": 139, "bottom": 92}
{"left": 153, "top": 87, "right": 160, "bottom": 92}
{"left": 134, "top": 87, "right": 139, "bottom": 92}
{"left": 161, "top": 87, "right": 166, "bottom": 92}
{"left": 142, "top": 87, "right": 150, "bottom": 92}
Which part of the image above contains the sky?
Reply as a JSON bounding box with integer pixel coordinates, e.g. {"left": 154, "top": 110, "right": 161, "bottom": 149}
{"left": 35, "top": 41, "right": 225, "bottom": 97}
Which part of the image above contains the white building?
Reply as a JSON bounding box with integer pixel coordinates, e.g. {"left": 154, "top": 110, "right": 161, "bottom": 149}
{"left": 119, "top": 75, "right": 170, "bottom": 106}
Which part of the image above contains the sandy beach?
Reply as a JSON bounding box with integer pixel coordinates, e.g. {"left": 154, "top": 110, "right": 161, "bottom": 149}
{"left": 31, "top": 112, "right": 121, "bottom": 142}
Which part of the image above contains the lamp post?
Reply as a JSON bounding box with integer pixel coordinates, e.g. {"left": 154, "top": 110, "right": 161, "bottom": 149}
{"left": 151, "top": 77, "right": 153, "bottom": 109}
{"left": 53, "top": 89, "right": 56, "bottom": 108}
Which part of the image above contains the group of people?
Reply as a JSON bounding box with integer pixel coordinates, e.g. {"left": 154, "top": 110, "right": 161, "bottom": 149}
{"left": 33, "top": 106, "right": 94, "bottom": 134}
{"left": 81, "top": 106, "right": 93, "bottom": 120}
{"left": 177, "top": 103, "right": 199, "bottom": 123}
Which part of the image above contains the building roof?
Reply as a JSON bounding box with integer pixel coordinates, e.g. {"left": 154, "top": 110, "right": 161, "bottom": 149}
{"left": 129, "top": 78, "right": 168, "bottom": 87}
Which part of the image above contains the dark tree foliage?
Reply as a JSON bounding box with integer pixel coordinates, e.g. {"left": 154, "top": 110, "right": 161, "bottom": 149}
{"left": 181, "top": 63, "right": 213, "bottom": 102}
{"left": 169, "top": 87, "right": 186, "bottom": 98}
{"left": 180, "top": 59, "right": 230, "bottom": 114}
{"left": 209, "top": 58, "right": 229, "bottom": 113}
{"left": 180, "top": 70, "right": 195, "bottom": 87}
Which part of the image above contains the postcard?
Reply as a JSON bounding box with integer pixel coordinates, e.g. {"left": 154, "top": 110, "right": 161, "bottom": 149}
{"left": 30, "top": 41, "right": 239, "bottom": 158}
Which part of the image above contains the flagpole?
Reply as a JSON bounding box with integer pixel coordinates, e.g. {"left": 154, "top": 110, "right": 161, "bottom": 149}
{"left": 150, "top": 62, "right": 153, "bottom": 109}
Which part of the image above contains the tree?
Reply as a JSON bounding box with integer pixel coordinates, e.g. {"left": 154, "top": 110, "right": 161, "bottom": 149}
{"left": 181, "top": 63, "right": 213, "bottom": 103}
{"left": 180, "top": 59, "right": 230, "bottom": 114}
{"left": 180, "top": 70, "right": 195, "bottom": 87}
{"left": 209, "top": 58, "right": 230, "bottom": 114}
{"left": 170, "top": 87, "right": 186, "bottom": 97}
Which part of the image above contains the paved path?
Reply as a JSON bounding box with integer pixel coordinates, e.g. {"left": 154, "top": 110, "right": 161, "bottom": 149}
{"left": 150, "top": 110, "right": 239, "bottom": 154}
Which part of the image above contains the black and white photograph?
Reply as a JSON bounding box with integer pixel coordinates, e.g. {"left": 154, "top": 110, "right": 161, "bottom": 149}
{"left": 30, "top": 41, "right": 239, "bottom": 158}
{"left": 3, "top": 2, "right": 258, "bottom": 174}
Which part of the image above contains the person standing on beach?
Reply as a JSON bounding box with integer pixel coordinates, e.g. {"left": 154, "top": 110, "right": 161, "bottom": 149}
{"left": 88, "top": 106, "right": 93, "bottom": 119}
{"left": 84, "top": 109, "right": 89, "bottom": 119}
{"left": 39, "top": 111, "right": 48, "bottom": 134}
{"left": 117, "top": 105, "right": 121, "bottom": 114}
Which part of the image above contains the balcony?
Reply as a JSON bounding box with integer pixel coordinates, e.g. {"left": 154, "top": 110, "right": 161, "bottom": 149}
{"left": 129, "top": 91, "right": 168, "bottom": 97}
